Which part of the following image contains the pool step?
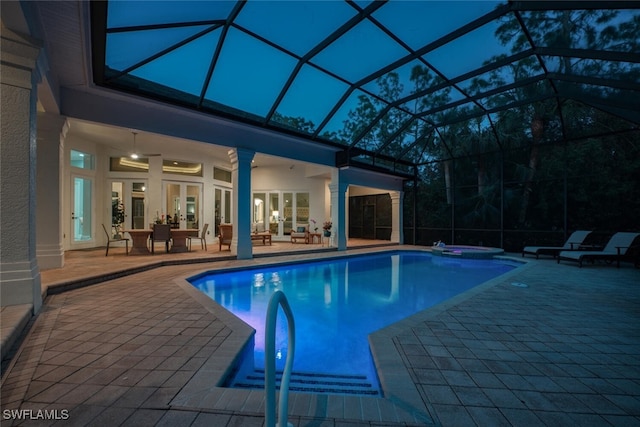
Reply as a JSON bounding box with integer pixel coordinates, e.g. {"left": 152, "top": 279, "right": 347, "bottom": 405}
{"left": 230, "top": 369, "right": 381, "bottom": 396}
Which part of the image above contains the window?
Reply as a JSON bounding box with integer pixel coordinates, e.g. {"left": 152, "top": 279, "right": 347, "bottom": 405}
{"left": 110, "top": 157, "right": 149, "bottom": 172}
{"left": 163, "top": 160, "right": 203, "bottom": 177}
{"left": 214, "top": 166, "right": 232, "bottom": 182}
{"left": 71, "top": 149, "right": 94, "bottom": 169}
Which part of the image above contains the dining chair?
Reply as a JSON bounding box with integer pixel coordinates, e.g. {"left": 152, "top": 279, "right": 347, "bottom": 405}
{"left": 150, "top": 224, "right": 172, "bottom": 254}
{"left": 101, "top": 223, "right": 129, "bottom": 256}
{"left": 218, "top": 223, "right": 232, "bottom": 251}
{"left": 187, "top": 223, "right": 208, "bottom": 251}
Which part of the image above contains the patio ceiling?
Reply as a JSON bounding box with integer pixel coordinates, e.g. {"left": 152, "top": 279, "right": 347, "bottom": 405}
{"left": 91, "top": 1, "right": 639, "bottom": 176}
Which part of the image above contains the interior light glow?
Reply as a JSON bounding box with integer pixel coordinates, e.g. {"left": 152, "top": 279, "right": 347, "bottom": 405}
{"left": 162, "top": 164, "right": 202, "bottom": 174}
{"left": 119, "top": 157, "right": 149, "bottom": 170}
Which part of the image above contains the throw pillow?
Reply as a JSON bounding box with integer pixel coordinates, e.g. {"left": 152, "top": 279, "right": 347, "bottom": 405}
{"left": 297, "top": 226, "right": 305, "bottom": 232}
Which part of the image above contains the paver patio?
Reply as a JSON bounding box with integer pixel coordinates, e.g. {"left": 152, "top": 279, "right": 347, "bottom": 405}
{"left": 1, "top": 244, "right": 639, "bottom": 426}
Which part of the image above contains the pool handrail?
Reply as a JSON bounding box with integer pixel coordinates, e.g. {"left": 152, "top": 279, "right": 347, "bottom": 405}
{"left": 265, "top": 290, "right": 295, "bottom": 427}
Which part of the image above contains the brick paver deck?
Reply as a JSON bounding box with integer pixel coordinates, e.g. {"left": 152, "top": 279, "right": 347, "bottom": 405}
{"left": 1, "top": 244, "right": 639, "bottom": 426}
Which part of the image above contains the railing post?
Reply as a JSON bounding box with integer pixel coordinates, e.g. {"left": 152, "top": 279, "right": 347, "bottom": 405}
{"left": 265, "top": 290, "right": 295, "bottom": 427}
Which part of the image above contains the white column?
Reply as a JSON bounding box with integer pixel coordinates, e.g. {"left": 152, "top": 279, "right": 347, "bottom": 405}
{"left": 390, "top": 191, "right": 404, "bottom": 244}
{"left": 36, "top": 113, "right": 68, "bottom": 269}
{"left": 329, "top": 169, "right": 348, "bottom": 251}
{"left": 229, "top": 148, "right": 254, "bottom": 259}
{"left": 0, "top": 27, "right": 43, "bottom": 312}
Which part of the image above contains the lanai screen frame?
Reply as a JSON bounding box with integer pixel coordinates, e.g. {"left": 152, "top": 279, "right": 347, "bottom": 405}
{"left": 90, "top": 1, "right": 640, "bottom": 249}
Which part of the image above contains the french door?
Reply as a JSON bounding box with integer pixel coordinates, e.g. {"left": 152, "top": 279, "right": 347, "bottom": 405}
{"left": 70, "top": 174, "right": 94, "bottom": 248}
{"left": 163, "top": 181, "right": 202, "bottom": 229}
{"left": 252, "top": 191, "right": 309, "bottom": 237}
{"left": 214, "top": 186, "right": 232, "bottom": 236}
{"left": 109, "top": 180, "right": 148, "bottom": 234}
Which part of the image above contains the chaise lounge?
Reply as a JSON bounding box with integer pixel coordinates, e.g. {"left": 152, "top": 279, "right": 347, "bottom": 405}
{"left": 557, "top": 232, "right": 640, "bottom": 268}
{"left": 522, "top": 230, "right": 592, "bottom": 259}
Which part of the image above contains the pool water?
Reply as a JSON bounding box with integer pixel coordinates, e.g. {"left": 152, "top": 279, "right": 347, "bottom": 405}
{"left": 189, "top": 251, "right": 516, "bottom": 395}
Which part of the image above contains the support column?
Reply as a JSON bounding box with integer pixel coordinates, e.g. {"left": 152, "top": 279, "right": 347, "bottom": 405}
{"left": 0, "top": 27, "right": 43, "bottom": 312}
{"left": 329, "top": 169, "right": 348, "bottom": 251}
{"left": 229, "top": 148, "right": 254, "bottom": 259}
{"left": 390, "top": 191, "right": 404, "bottom": 244}
{"left": 36, "top": 113, "right": 67, "bottom": 269}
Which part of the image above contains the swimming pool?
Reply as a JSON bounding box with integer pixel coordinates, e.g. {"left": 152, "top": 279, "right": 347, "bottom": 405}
{"left": 189, "top": 251, "right": 517, "bottom": 395}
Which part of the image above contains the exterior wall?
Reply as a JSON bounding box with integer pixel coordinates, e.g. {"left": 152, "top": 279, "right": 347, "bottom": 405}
{"left": 56, "top": 136, "right": 334, "bottom": 253}
{"left": 35, "top": 113, "right": 66, "bottom": 269}
{"left": 0, "top": 26, "right": 43, "bottom": 312}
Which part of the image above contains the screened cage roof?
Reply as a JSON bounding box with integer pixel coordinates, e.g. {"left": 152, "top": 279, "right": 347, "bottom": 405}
{"left": 91, "top": 1, "right": 640, "bottom": 176}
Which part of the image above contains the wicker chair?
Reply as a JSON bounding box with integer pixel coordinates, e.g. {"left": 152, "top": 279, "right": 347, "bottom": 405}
{"left": 218, "top": 224, "right": 232, "bottom": 251}
{"left": 150, "top": 224, "right": 171, "bottom": 254}
{"left": 290, "top": 223, "right": 309, "bottom": 244}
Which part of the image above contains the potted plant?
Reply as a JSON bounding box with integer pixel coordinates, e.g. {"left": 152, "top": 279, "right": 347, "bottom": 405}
{"left": 323, "top": 220, "right": 332, "bottom": 237}
{"left": 111, "top": 200, "right": 125, "bottom": 238}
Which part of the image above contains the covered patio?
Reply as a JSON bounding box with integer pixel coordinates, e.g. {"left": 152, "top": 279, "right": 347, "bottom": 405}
{"left": 40, "top": 238, "right": 396, "bottom": 295}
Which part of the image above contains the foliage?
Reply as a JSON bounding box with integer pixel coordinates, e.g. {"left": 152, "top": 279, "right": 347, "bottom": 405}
{"left": 271, "top": 112, "right": 316, "bottom": 134}
{"left": 274, "top": 10, "right": 639, "bottom": 247}
{"left": 112, "top": 199, "right": 125, "bottom": 226}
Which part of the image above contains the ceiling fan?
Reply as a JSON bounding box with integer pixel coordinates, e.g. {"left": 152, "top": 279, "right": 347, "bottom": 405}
{"left": 129, "top": 131, "right": 161, "bottom": 158}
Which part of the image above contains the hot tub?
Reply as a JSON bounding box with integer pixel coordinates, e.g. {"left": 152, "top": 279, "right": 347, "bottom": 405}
{"left": 431, "top": 245, "right": 504, "bottom": 259}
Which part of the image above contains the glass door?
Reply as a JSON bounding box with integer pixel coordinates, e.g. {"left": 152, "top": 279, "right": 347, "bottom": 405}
{"left": 131, "top": 182, "right": 147, "bottom": 229}
{"left": 253, "top": 192, "right": 266, "bottom": 232}
{"left": 283, "top": 192, "right": 293, "bottom": 235}
{"left": 253, "top": 191, "right": 281, "bottom": 236}
{"left": 163, "top": 181, "right": 202, "bottom": 229}
{"left": 214, "top": 187, "right": 232, "bottom": 237}
{"left": 71, "top": 175, "right": 94, "bottom": 247}
{"left": 252, "top": 191, "right": 308, "bottom": 237}
{"left": 269, "top": 193, "right": 279, "bottom": 235}
{"left": 110, "top": 180, "right": 147, "bottom": 234}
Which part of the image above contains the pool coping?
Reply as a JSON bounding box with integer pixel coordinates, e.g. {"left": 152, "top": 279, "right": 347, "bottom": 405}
{"left": 171, "top": 248, "right": 528, "bottom": 425}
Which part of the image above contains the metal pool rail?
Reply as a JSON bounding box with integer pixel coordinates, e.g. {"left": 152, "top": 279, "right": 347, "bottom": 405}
{"left": 265, "top": 290, "right": 295, "bottom": 427}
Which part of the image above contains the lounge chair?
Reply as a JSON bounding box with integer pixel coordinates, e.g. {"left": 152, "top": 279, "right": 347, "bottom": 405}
{"left": 557, "top": 232, "right": 640, "bottom": 268}
{"left": 522, "top": 230, "right": 592, "bottom": 259}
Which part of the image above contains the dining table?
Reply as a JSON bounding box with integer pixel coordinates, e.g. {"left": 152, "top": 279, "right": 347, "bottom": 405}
{"left": 124, "top": 229, "right": 153, "bottom": 255}
{"left": 125, "top": 228, "right": 199, "bottom": 254}
{"left": 168, "top": 229, "right": 199, "bottom": 253}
